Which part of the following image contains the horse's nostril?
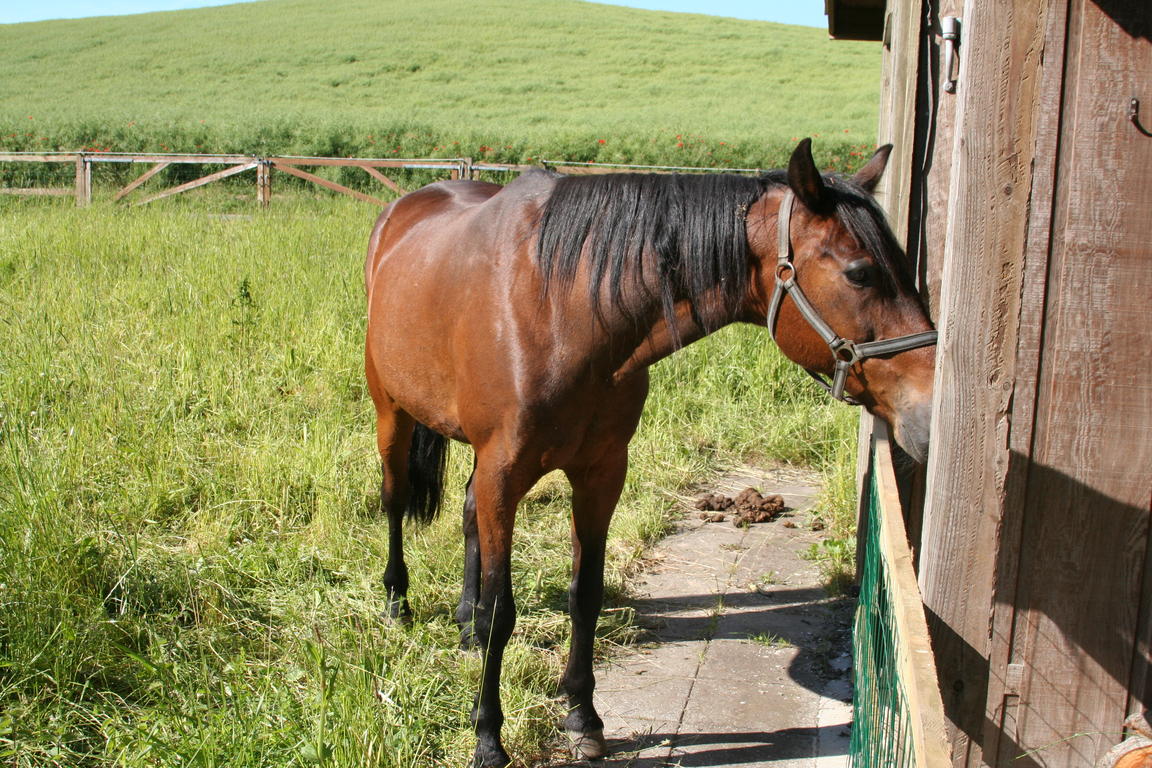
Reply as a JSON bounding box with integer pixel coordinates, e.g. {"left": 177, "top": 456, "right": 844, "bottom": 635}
{"left": 894, "top": 405, "right": 932, "bottom": 464}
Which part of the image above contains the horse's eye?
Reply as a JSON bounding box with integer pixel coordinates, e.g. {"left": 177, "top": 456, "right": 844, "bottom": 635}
{"left": 844, "top": 261, "right": 876, "bottom": 287}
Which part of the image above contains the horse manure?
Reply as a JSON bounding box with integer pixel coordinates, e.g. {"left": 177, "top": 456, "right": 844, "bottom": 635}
{"left": 695, "top": 487, "right": 785, "bottom": 526}
{"left": 695, "top": 493, "right": 734, "bottom": 511}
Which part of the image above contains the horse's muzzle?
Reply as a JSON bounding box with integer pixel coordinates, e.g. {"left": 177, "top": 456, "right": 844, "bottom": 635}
{"left": 892, "top": 399, "right": 932, "bottom": 464}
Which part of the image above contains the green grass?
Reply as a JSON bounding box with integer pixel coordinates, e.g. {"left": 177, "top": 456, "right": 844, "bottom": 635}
{"left": 0, "top": 197, "right": 858, "bottom": 765}
{"left": 0, "top": 0, "right": 881, "bottom": 169}
{"left": 749, "top": 632, "right": 792, "bottom": 649}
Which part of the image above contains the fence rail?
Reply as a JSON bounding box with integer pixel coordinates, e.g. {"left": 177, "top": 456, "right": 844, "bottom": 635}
{"left": 850, "top": 422, "right": 951, "bottom": 767}
{"left": 0, "top": 151, "right": 766, "bottom": 208}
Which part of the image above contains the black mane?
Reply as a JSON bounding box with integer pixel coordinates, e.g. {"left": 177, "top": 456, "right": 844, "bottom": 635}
{"left": 535, "top": 170, "right": 916, "bottom": 347}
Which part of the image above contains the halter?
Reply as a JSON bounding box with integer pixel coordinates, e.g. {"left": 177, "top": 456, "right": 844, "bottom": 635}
{"left": 766, "top": 190, "right": 938, "bottom": 404}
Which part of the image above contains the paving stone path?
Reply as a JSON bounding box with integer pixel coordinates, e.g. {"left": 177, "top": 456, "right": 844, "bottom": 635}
{"left": 549, "top": 467, "right": 854, "bottom": 767}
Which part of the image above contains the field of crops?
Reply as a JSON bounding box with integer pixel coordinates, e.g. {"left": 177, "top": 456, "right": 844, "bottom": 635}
{"left": 0, "top": 195, "right": 858, "bottom": 765}
{"left": 0, "top": 0, "right": 881, "bottom": 168}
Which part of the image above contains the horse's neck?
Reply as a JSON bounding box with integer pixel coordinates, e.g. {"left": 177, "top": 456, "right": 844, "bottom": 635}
{"left": 609, "top": 300, "right": 718, "bottom": 384}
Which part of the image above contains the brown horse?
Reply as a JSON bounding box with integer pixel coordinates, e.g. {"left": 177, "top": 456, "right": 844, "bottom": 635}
{"left": 363, "top": 139, "right": 935, "bottom": 767}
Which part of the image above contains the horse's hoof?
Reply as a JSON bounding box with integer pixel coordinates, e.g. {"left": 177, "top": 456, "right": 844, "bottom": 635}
{"left": 381, "top": 600, "right": 412, "bottom": 626}
{"left": 471, "top": 743, "right": 512, "bottom": 768}
{"left": 567, "top": 728, "right": 608, "bottom": 760}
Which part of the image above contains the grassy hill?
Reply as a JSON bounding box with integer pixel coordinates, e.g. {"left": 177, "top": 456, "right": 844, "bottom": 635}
{"left": 0, "top": 0, "right": 881, "bottom": 167}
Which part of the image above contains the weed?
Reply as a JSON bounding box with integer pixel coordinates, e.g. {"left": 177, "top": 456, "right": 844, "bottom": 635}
{"left": 749, "top": 632, "right": 792, "bottom": 649}
{"left": 756, "top": 570, "right": 784, "bottom": 587}
{"left": 802, "top": 538, "right": 856, "bottom": 596}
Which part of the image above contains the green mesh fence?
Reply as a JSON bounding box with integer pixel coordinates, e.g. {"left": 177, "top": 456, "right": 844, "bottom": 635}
{"left": 849, "top": 465, "right": 916, "bottom": 766}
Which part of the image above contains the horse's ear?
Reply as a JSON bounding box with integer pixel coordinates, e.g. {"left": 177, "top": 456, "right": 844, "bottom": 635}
{"left": 852, "top": 144, "right": 893, "bottom": 193}
{"left": 787, "top": 138, "right": 829, "bottom": 212}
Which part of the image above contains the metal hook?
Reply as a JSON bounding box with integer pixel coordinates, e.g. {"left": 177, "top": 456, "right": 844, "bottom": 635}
{"left": 941, "top": 17, "right": 961, "bottom": 94}
{"left": 1132, "top": 99, "right": 1152, "bottom": 137}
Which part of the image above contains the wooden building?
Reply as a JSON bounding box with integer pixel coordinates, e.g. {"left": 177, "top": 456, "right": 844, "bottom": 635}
{"left": 834, "top": 0, "right": 1152, "bottom": 764}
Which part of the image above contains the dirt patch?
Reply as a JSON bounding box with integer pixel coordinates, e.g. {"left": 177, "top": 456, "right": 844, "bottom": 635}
{"left": 695, "top": 486, "right": 786, "bottom": 527}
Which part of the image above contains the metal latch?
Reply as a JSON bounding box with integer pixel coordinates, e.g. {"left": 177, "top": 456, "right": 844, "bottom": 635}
{"left": 942, "top": 17, "right": 961, "bottom": 93}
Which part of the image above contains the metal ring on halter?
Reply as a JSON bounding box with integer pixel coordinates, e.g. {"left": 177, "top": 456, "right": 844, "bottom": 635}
{"left": 830, "top": 338, "right": 861, "bottom": 365}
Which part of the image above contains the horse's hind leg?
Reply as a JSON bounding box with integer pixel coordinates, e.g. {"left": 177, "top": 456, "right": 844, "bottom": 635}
{"left": 560, "top": 449, "right": 628, "bottom": 760}
{"left": 373, "top": 397, "right": 416, "bottom": 621}
{"left": 455, "top": 461, "right": 481, "bottom": 649}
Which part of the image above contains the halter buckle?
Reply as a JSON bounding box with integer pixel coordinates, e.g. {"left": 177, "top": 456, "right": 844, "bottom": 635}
{"left": 830, "top": 338, "right": 860, "bottom": 365}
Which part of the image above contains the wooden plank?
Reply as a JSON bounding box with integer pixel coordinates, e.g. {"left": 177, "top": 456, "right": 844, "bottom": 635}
{"left": 0, "top": 153, "right": 80, "bottom": 162}
{"left": 272, "top": 156, "right": 460, "bottom": 169}
{"left": 874, "top": 422, "right": 952, "bottom": 767}
{"left": 360, "top": 165, "right": 405, "bottom": 195}
{"left": 113, "top": 161, "right": 171, "bottom": 202}
{"left": 916, "top": 0, "right": 1051, "bottom": 764}
{"left": 0, "top": 188, "right": 73, "bottom": 196}
{"left": 74, "top": 156, "right": 90, "bottom": 207}
{"left": 270, "top": 162, "right": 387, "bottom": 206}
{"left": 548, "top": 164, "right": 624, "bottom": 175}
{"left": 256, "top": 161, "right": 271, "bottom": 207}
{"left": 979, "top": 0, "right": 1072, "bottom": 763}
{"left": 873, "top": 0, "right": 922, "bottom": 246}
{"left": 86, "top": 153, "right": 253, "bottom": 164}
{"left": 995, "top": 0, "right": 1152, "bottom": 763}
{"left": 133, "top": 161, "right": 256, "bottom": 206}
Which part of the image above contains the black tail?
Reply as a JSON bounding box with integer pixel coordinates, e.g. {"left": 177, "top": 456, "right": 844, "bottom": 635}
{"left": 406, "top": 423, "right": 449, "bottom": 523}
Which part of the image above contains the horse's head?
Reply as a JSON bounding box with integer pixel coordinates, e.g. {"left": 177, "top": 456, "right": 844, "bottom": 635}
{"left": 746, "top": 139, "right": 936, "bottom": 462}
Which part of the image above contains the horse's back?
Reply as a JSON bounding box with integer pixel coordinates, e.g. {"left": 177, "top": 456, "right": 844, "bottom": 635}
{"left": 365, "top": 180, "right": 500, "bottom": 295}
{"left": 365, "top": 171, "right": 557, "bottom": 294}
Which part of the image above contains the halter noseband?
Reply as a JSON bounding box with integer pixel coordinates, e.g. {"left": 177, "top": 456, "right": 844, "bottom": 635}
{"left": 766, "top": 190, "right": 938, "bottom": 404}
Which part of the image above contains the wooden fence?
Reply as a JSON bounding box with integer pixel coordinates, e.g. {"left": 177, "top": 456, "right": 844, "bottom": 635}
{"left": 0, "top": 152, "right": 767, "bottom": 207}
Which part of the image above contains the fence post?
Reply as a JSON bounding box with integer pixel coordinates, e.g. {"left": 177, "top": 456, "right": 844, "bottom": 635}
{"left": 74, "top": 153, "right": 91, "bottom": 207}
{"left": 461, "top": 157, "right": 473, "bottom": 180}
{"left": 256, "top": 159, "right": 271, "bottom": 207}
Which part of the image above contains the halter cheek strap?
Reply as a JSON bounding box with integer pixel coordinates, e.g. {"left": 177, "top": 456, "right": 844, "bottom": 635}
{"left": 767, "top": 189, "right": 938, "bottom": 404}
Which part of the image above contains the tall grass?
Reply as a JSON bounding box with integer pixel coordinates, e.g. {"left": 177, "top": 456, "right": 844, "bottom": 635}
{"left": 0, "top": 194, "right": 856, "bottom": 765}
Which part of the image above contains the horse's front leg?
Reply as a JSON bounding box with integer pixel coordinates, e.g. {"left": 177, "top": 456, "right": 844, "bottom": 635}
{"left": 560, "top": 449, "right": 628, "bottom": 760}
{"left": 468, "top": 455, "right": 531, "bottom": 768}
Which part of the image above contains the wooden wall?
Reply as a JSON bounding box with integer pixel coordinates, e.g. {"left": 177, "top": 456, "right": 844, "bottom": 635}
{"left": 874, "top": 0, "right": 1152, "bottom": 765}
